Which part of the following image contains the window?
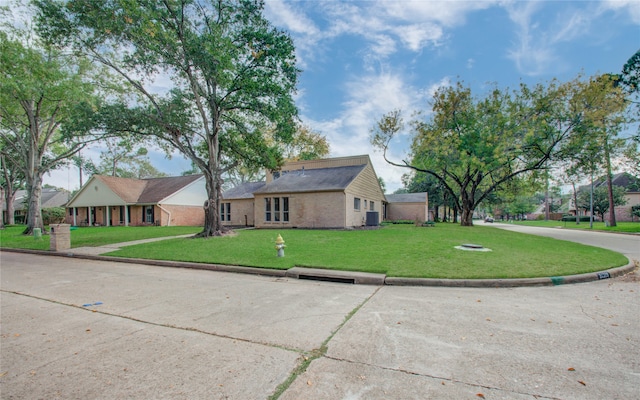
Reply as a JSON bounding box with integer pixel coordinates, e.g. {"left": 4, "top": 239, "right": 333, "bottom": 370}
{"left": 354, "top": 197, "right": 361, "bottom": 211}
{"left": 220, "top": 202, "right": 230, "bottom": 221}
{"left": 370, "top": 201, "right": 375, "bottom": 211}
{"left": 283, "top": 197, "right": 289, "bottom": 222}
{"left": 265, "top": 198, "right": 272, "bottom": 221}
{"left": 364, "top": 200, "right": 368, "bottom": 210}
{"left": 265, "top": 197, "right": 289, "bottom": 222}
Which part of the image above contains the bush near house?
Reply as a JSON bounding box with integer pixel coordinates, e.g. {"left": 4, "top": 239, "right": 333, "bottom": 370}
{"left": 42, "top": 207, "right": 66, "bottom": 225}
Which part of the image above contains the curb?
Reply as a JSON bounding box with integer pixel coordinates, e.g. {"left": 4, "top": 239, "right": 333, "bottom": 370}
{"left": 1, "top": 247, "right": 636, "bottom": 288}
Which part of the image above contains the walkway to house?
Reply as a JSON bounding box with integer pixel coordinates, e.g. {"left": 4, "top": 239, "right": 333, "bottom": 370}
{"left": 69, "top": 234, "right": 195, "bottom": 256}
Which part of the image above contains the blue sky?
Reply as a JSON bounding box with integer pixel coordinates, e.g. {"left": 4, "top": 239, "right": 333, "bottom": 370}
{"left": 43, "top": 0, "right": 639, "bottom": 192}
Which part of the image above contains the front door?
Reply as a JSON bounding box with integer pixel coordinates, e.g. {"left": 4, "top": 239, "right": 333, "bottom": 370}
{"left": 144, "top": 206, "right": 154, "bottom": 224}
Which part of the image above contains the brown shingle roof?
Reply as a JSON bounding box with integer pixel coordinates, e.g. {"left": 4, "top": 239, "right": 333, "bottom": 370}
{"left": 95, "top": 174, "right": 203, "bottom": 204}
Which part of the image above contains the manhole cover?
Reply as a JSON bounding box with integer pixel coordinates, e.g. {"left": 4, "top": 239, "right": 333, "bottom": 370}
{"left": 454, "top": 243, "right": 492, "bottom": 252}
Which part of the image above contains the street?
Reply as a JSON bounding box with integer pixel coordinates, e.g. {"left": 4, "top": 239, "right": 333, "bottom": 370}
{"left": 1, "top": 248, "right": 638, "bottom": 399}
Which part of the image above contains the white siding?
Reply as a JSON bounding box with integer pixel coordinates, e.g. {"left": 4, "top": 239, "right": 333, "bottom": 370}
{"left": 67, "top": 178, "right": 125, "bottom": 207}
{"left": 162, "top": 177, "right": 208, "bottom": 206}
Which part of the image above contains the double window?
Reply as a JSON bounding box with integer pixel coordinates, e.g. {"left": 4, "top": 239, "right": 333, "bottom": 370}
{"left": 265, "top": 197, "right": 289, "bottom": 222}
{"left": 220, "top": 202, "right": 231, "bottom": 221}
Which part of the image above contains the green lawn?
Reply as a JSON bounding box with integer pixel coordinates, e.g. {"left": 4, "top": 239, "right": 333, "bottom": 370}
{"left": 509, "top": 220, "right": 640, "bottom": 233}
{"left": 2, "top": 223, "right": 627, "bottom": 279}
{"left": 0, "top": 225, "right": 201, "bottom": 250}
{"left": 102, "top": 224, "right": 627, "bottom": 279}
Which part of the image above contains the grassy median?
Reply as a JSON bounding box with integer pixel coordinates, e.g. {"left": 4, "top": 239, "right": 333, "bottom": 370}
{"left": 100, "top": 224, "right": 628, "bottom": 279}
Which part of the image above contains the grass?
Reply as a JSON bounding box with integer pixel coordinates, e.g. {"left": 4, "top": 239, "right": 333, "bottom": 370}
{"left": 2, "top": 223, "right": 628, "bottom": 279}
{"left": 509, "top": 220, "right": 640, "bottom": 233}
{"left": 101, "top": 224, "right": 628, "bottom": 279}
{"left": 0, "top": 225, "right": 201, "bottom": 250}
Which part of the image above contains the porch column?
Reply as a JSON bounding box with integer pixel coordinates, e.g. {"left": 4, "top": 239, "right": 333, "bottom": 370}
{"left": 73, "top": 207, "right": 77, "bottom": 226}
{"left": 106, "top": 206, "right": 111, "bottom": 227}
{"left": 124, "top": 205, "right": 129, "bottom": 227}
{"left": 88, "top": 206, "right": 92, "bottom": 226}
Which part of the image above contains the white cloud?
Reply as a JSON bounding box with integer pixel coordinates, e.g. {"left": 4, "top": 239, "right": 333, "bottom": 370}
{"left": 300, "top": 71, "right": 449, "bottom": 192}
{"left": 601, "top": 0, "right": 640, "bottom": 24}
{"left": 392, "top": 23, "right": 444, "bottom": 51}
{"left": 505, "top": 1, "right": 558, "bottom": 76}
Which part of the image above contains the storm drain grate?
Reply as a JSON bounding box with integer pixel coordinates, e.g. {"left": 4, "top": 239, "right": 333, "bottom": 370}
{"left": 297, "top": 274, "right": 355, "bottom": 284}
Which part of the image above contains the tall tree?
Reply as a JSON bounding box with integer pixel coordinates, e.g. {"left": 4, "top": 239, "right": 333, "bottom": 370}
{"left": 96, "top": 137, "right": 167, "bottom": 179}
{"left": 35, "top": 0, "right": 299, "bottom": 237}
{"left": 371, "top": 80, "right": 583, "bottom": 226}
{"left": 570, "top": 75, "right": 628, "bottom": 226}
{"left": 576, "top": 184, "right": 627, "bottom": 223}
{"left": 0, "top": 31, "right": 99, "bottom": 234}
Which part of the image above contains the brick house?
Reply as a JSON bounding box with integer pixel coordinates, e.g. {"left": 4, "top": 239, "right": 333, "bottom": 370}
{"left": 65, "top": 175, "right": 207, "bottom": 226}
{"left": 220, "top": 155, "right": 428, "bottom": 229}
{"left": 383, "top": 192, "right": 430, "bottom": 222}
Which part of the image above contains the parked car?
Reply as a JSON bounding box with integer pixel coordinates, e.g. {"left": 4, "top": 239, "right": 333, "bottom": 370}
{"left": 484, "top": 216, "right": 494, "bottom": 223}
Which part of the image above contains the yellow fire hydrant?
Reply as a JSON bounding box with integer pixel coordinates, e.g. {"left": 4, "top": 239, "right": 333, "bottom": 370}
{"left": 275, "top": 234, "right": 286, "bottom": 257}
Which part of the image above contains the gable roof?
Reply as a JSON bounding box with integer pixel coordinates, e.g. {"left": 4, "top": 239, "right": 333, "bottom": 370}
{"left": 69, "top": 174, "right": 204, "bottom": 206}
{"left": 385, "top": 192, "right": 428, "bottom": 203}
{"left": 579, "top": 172, "right": 640, "bottom": 193}
{"left": 254, "top": 164, "right": 367, "bottom": 195}
{"left": 222, "top": 181, "right": 266, "bottom": 200}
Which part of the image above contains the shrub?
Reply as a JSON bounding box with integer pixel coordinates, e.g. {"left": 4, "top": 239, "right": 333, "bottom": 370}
{"left": 561, "top": 215, "right": 596, "bottom": 222}
{"left": 42, "top": 207, "right": 66, "bottom": 225}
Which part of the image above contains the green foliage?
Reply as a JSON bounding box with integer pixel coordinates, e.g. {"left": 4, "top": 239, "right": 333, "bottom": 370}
{"left": 34, "top": 0, "right": 300, "bottom": 236}
{"left": 576, "top": 185, "right": 627, "bottom": 221}
{"left": 632, "top": 204, "right": 640, "bottom": 218}
{"left": 0, "top": 30, "right": 101, "bottom": 233}
{"left": 41, "top": 207, "right": 66, "bottom": 225}
{"left": 620, "top": 49, "right": 639, "bottom": 95}
{"left": 371, "top": 80, "right": 581, "bottom": 226}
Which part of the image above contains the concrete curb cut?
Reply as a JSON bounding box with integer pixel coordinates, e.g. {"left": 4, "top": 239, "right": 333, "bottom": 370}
{"left": 1, "top": 247, "right": 636, "bottom": 288}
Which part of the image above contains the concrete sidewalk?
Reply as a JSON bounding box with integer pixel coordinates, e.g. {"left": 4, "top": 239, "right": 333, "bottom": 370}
{"left": 68, "top": 234, "right": 196, "bottom": 256}
{"left": 1, "top": 252, "right": 638, "bottom": 399}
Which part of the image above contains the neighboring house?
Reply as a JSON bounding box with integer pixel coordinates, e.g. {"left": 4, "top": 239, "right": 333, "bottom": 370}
{"left": 2, "top": 188, "right": 70, "bottom": 224}
{"left": 220, "top": 155, "right": 430, "bottom": 229}
{"left": 570, "top": 172, "right": 640, "bottom": 222}
{"left": 384, "top": 192, "right": 430, "bottom": 222}
{"left": 65, "top": 175, "right": 207, "bottom": 226}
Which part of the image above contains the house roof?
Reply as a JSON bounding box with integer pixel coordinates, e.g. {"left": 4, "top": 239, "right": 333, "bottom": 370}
{"left": 2, "top": 189, "right": 70, "bottom": 211}
{"left": 222, "top": 181, "right": 266, "bottom": 200}
{"left": 385, "top": 192, "right": 428, "bottom": 203}
{"left": 71, "top": 174, "right": 204, "bottom": 205}
{"left": 253, "top": 164, "right": 367, "bottom": 194}
{"left": 579, "top": 172, "right": 640, "bottom": 193}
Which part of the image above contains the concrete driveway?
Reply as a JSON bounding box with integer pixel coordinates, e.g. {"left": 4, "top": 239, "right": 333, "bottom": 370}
{"left": 1, "top": 249, "right": 639, "bottom": 399}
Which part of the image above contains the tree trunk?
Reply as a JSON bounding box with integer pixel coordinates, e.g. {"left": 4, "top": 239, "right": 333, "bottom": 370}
{"left": 195, "top": 171, "right": 224, "bottom": 237}
{"left": 571, "top": 183, "right": 579, "bottom": 224}
{"left": 460, "top": 207, "right": 474, "bottom": 226}
{"left": 0, "top": 186, "right": 4, "bottom": 229}
{"left": 3, "top": 182, "right": 17, "bottom": 225}
{"left": 604, "top": 138, "right": 617, "bottom": 227}
{"left": 22, "top": 172, "right": 44, "bottom": 235}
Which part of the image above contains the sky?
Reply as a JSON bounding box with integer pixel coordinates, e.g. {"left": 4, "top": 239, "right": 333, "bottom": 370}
{"left": 38, "top": 0, "right": 640, "bottom": 193}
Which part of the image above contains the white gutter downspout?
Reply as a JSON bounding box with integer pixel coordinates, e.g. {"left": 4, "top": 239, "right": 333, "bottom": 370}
{"left": 157, "top": 204, "right": 171, "bottom": 226}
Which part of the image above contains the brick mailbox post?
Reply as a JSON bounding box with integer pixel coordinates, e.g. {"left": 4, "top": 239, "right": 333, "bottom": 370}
{"left": 50, "top": 224, "right": 71, "bottom": 251}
